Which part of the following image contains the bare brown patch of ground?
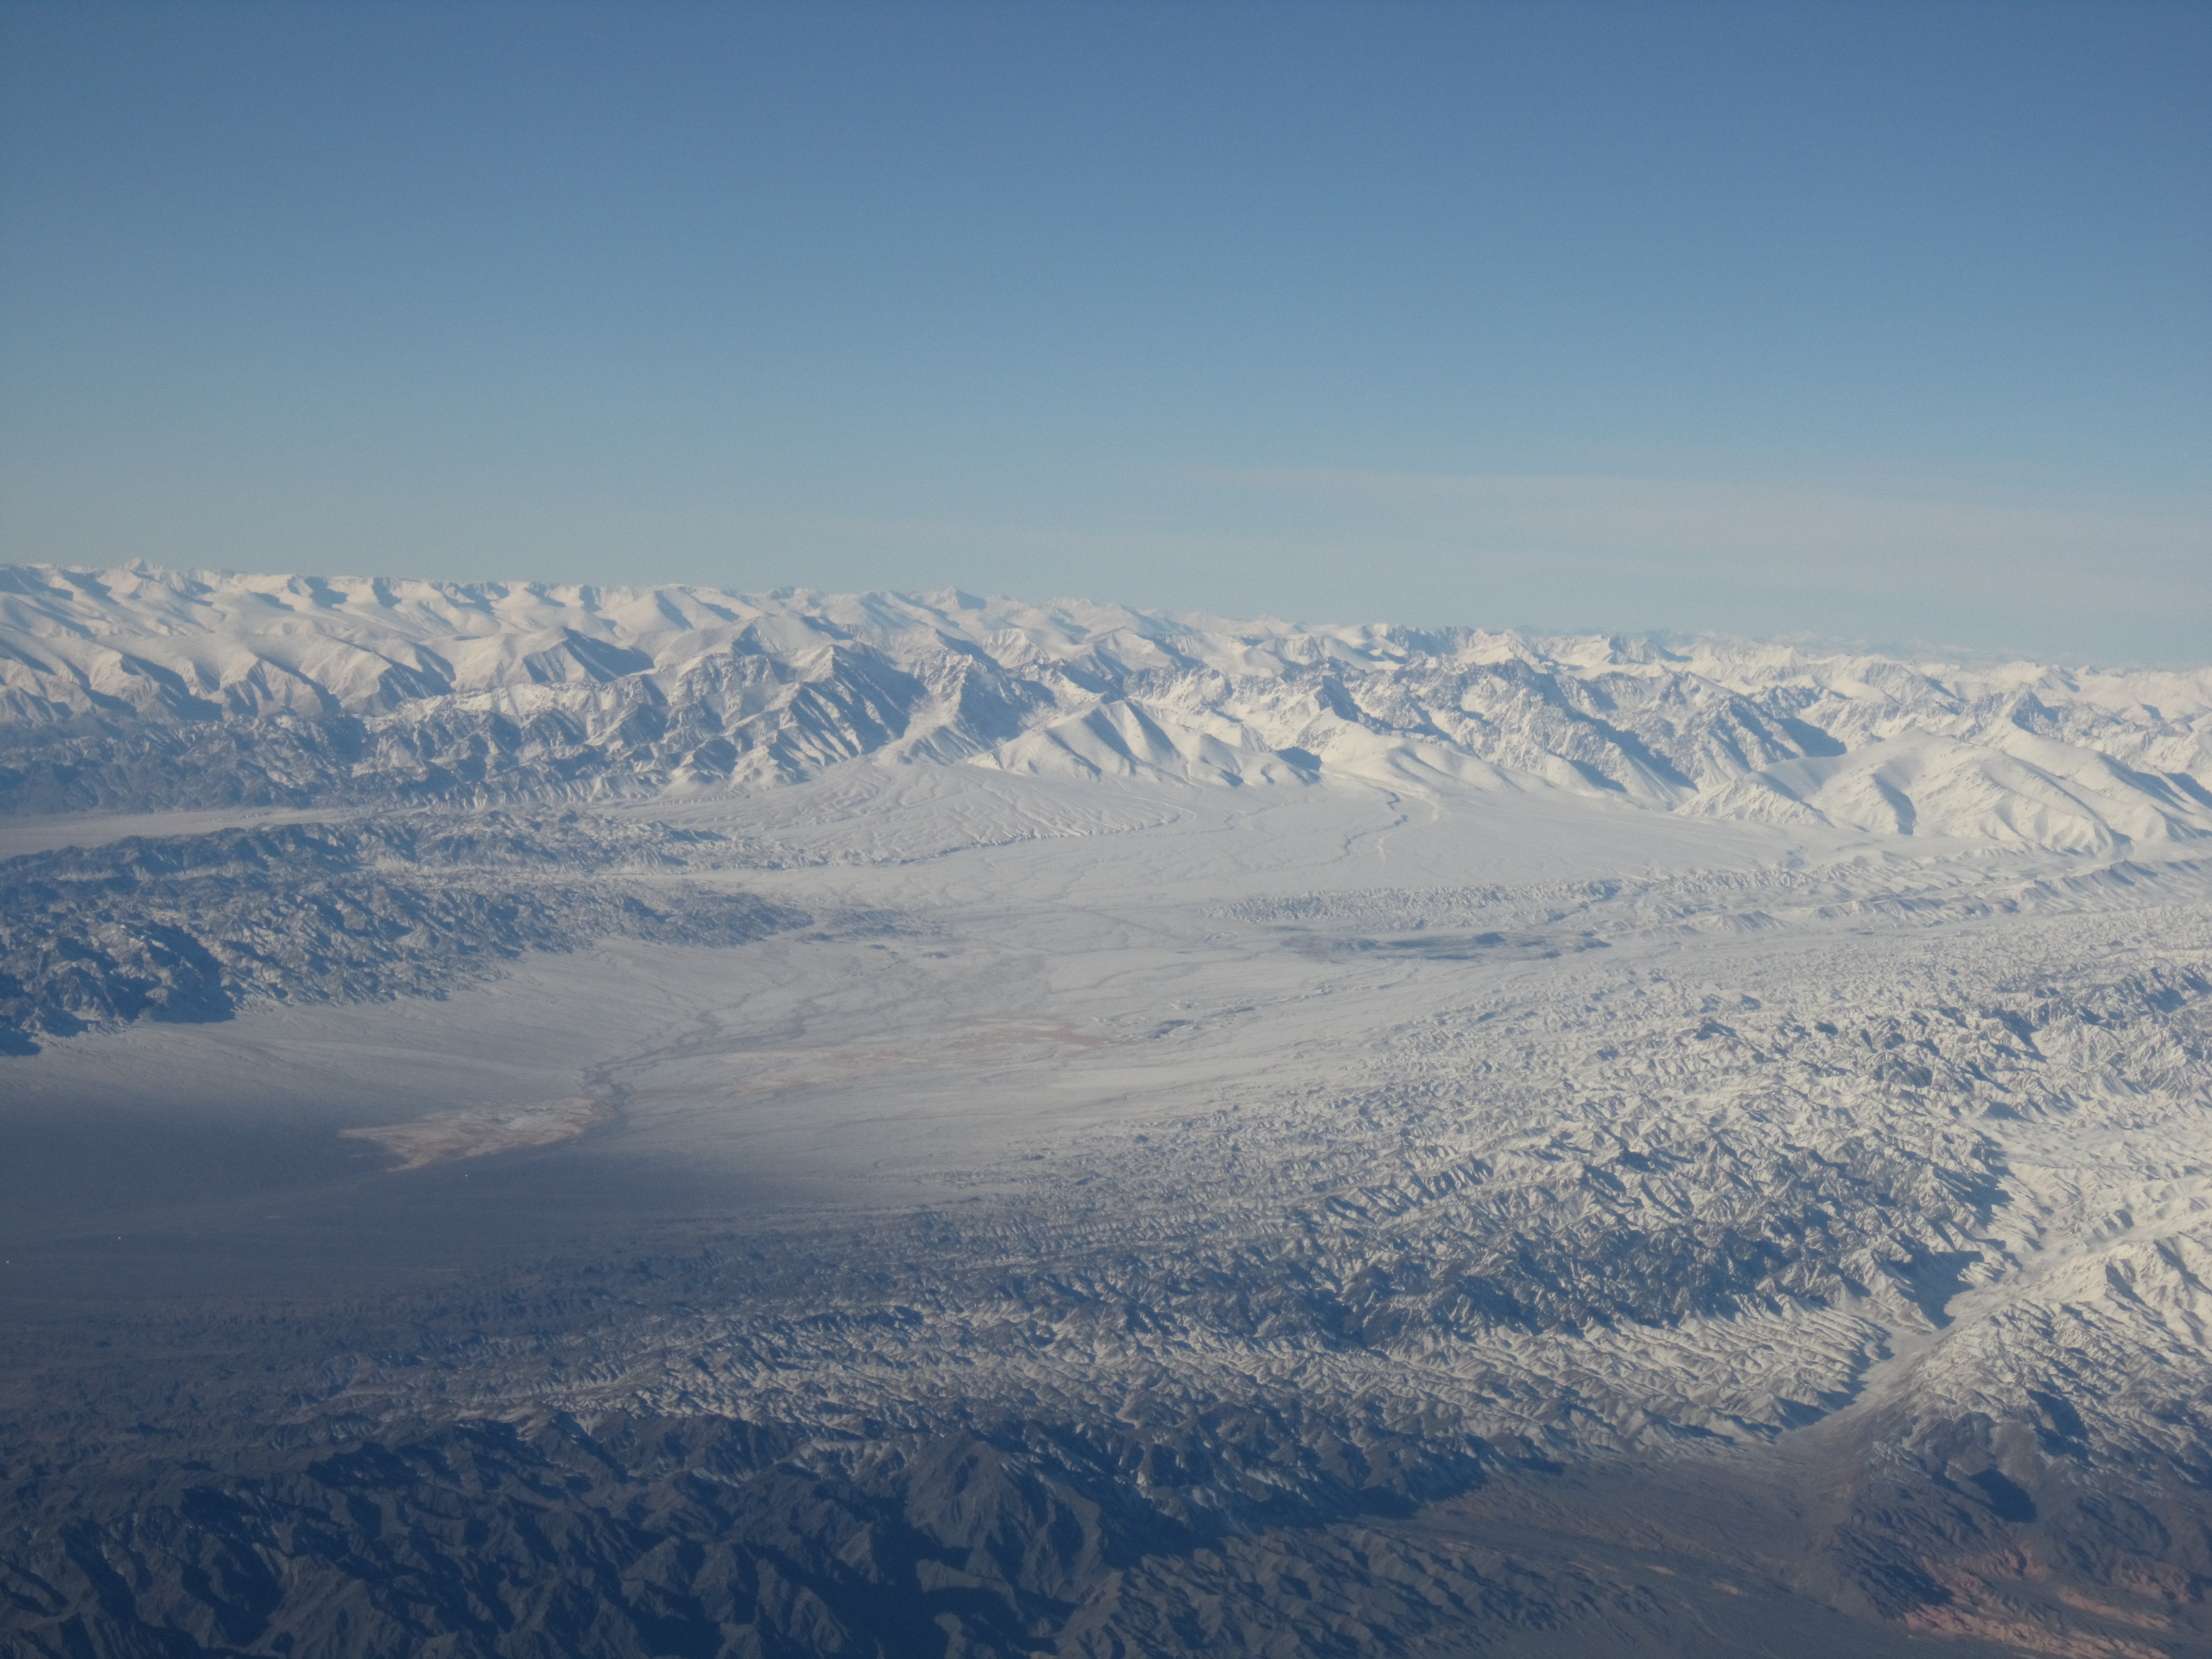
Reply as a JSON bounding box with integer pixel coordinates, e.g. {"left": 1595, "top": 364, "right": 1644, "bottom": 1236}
{"left": 341, "top": 1097, "right": 612, "bottom": 1169}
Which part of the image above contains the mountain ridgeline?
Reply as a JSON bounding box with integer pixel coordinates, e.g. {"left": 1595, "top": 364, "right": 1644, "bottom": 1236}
{"left": 4, "top": 565, "right": 2209, "bottom": 851}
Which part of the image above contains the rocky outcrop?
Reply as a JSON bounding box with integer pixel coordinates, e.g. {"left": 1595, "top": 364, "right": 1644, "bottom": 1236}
{"left": 0, "top": 816, "right": 801, "bottom": 1050}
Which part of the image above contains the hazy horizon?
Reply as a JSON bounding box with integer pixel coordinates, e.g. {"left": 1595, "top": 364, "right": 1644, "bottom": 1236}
{"left": 3, "top": 1, "right": 2206, "bottom": 662}
{"left": 13, "top": 552, "right": 2212, "bottom": 675}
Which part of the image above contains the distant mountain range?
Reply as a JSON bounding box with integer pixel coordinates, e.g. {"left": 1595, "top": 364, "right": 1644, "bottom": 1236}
{"left": 5, "top": 563, "right": 2208, "bottom": 850}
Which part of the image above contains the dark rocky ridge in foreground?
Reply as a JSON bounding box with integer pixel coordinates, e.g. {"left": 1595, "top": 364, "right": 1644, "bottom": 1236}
{"left": 0, "top": 1413, "right": 2092, "bottom": 1659}
{"left": 2, "top": 1208, "right": 2200, "bottom": 1659}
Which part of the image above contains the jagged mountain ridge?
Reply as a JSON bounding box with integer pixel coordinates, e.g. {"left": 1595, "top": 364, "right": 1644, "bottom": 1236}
{"left": 4, "top": 563, "right": 2209, "bottom": 850}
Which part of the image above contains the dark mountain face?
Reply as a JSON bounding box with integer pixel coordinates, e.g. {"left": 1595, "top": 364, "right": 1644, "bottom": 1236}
{"left": 16, "top": 1409, "right": 2153, "bottom": 1659}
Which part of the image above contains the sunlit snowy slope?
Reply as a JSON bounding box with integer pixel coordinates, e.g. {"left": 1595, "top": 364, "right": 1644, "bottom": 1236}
{"left": 5, "top": 563, "right": 2209, "bottom": 848}
{"left": 4, "top": 564, "right": 2211, "bottom": 1657}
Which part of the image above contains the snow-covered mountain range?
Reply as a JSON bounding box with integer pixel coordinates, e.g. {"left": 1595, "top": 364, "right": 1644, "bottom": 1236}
{"left": 6, "top": 563, "right": 2212, "bottom": 1656}
{"left": 5, "top": 563, "right": 2209, "bottom": 850}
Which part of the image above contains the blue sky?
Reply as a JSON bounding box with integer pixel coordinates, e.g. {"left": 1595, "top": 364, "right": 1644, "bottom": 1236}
{"left": 2, "top": 1, "right": 2206, "bottom": 660}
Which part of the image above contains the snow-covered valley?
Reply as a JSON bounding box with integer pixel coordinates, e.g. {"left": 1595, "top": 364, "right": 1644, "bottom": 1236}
{"left": 3, "top": 565, "right": 2211, "bottom": 1657}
